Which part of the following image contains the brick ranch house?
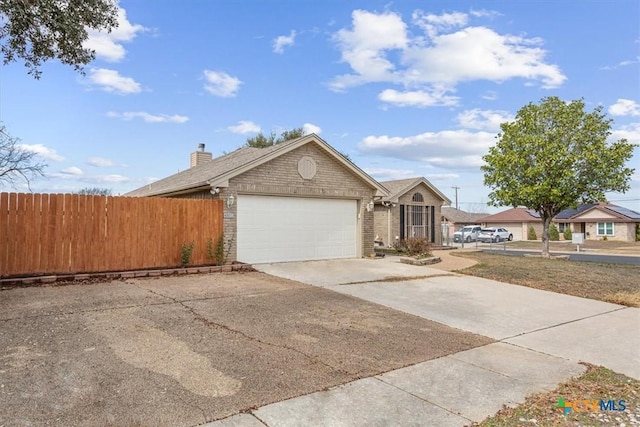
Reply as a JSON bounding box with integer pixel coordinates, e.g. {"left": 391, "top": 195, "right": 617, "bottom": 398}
{"left": 480, "top": 203, "right": 640, "bottom": 242}
{"left": 553, "top": 203, "right": 640, "bottom": 242}
{"left": 126, "top": 134, "right": 389, "bottom": 264}
{"left": 373, "top": 177, "right": 451, "bottom": 247}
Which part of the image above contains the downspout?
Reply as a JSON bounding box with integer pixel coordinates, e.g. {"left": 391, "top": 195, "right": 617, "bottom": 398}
{"left": 387, "top": 205, "right": 391, "bottom": 247}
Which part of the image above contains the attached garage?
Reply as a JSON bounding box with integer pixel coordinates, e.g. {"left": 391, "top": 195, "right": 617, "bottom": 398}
{"left": 237, "top": 195, "right": 357, "bottom": 264}
{"left": 480, "top": 208, "right": 543, "bottom": 241}
{"left": 126, "top": 134, "right": 390, "bottom": 264}
{"left": 491, "top": 223, "right": 523, "bottom": 241}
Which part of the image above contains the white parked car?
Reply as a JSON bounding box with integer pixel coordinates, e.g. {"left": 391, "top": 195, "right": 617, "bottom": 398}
{"left": 453, "top": 225, "right": 482, "bottom": 243}
{"left": 477, "top": 227, "right": 513, "bottom": 243}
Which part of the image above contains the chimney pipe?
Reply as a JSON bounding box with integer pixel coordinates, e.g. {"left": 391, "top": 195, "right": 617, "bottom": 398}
{"left": 198, "top": 143, "right": 205, "bottom": 152}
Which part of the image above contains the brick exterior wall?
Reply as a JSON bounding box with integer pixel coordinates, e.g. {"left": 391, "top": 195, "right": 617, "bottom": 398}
{"left": 584, "top": 222, "right": 637, "bottom": 241}
{"left": 374, "top": 183, "right": 446, "bottom": 246}
{"left": 182, "top": 143, "right": 377, "bottom": 262}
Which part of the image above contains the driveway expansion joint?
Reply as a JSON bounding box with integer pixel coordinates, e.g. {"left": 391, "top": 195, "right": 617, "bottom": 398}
{"left": 498, "top": 306, "right": 629, "bottom": 341}
{"left": 371, "top": 376, "right": 475, "bottom": 423}
{"left": 334, "top": 273, "right": 458, "bottom": 286}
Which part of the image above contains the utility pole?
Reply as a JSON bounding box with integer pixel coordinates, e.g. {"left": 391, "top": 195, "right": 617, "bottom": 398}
{"left": 451, "top": 186, "right": 460, "bottom": 210}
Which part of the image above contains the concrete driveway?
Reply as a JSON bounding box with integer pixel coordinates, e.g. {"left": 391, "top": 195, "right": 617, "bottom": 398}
{"left": 0, "top": 271, "right": 491, "bottom": 426}
{"left": 257, "top": 257, "right": 640, "bottom": 379}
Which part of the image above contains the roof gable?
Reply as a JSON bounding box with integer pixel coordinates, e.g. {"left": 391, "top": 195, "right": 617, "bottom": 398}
{"left": 482, "top": 207, "right": 542, "bottom": 223}
{"left": 441, "top": 207, "right": 488, "bottom": 223}
{"left": 568, "top": 204, "right": 640, "bottom": 222}
{"left": 378, "top": 177, "right": 451, "bottom": 204}
{"left": 126, "top": 134, "right": 389, "bottom": 198}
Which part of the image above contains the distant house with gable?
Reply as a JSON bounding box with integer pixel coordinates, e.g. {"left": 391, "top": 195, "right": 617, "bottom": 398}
{"left": 554, "top": 203, "right": 640, "bottom": 241}
{"left": 480, "top": 207, "right": 543, "bottom": 241}
{"left": 441, "top": 207, "right": 488, "bottom": 243}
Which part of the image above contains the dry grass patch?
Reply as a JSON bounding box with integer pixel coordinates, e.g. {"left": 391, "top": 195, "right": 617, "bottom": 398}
{"left": 603, "top": 291, "right": 640, "bottom": 307}
{"left": 453, "top": 252, "right": 640, "bottom": 307}
{"left": 469, "top": 364, "right": 640, "bottom": 427}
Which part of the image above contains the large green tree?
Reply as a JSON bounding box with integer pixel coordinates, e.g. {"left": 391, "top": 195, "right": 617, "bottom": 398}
{"left": 1, "top": 0, "right": 119, "bottom": 78}
{"left": 482, "top": 97, "right": 636, "bottom": 256}
{"left": 245, "top": 127, "right": 305, "bottom": 148}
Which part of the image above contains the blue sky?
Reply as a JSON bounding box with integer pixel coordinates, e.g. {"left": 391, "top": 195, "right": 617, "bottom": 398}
{"left": 1, "top": 0, "right": 639, "bottom": 213}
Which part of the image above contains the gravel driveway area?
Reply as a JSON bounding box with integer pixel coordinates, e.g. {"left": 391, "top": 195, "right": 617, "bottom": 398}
{"left": 0, "top": 271, "right": 492, "bottom": 426}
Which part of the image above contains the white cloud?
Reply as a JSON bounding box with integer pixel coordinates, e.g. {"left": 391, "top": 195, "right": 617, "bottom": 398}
{"left": 273, "top": 30, "right": 296, "bottom": 54}
{"left": 457, "top": 109, "right": 514, "bottom": 131}
{"left": 330, "top": 10, "right": 566, "bottom": 100}
{"left": 87, "top": 157, "right": 115, "bottom": 167}
{"left": 365, "top": 167, "right": 417, "bottom": 181}
{"left": 609, "top": 123, "right": 640, "bottom": 145}
{"left": 358, "top": 130, "right": 496, "bottom": 169}
{"left": 378, "top": 88, "right": 459, "bottom": 108}
{"left": 203, "top": 70, "right": 242, "bottom": 97}
{"left": 228, "top": 120, "right": 261, "bottom": 134}
{"left": 60, "top": 166, "right": 83, "bottom": 176}
{"left": 94, "top": 174, "right": 130, "bottom": 183}
{"left": 330, "top": 10, "right": 408, "bottom": 91}
{"left": 83, "top": 7, "right": 147, "bottom": 62}
{"left": 16, "top": 144, "right": 64, "bottom": 161}
{"left": 88, "top": 68, "right": 141, "bottom": 94}
{"left": 470, "top": 9, "right": 501, "bottom": 19}
{"left": 412, "top": 10, "right": 468, "bottom": 38}
{"left": 107, "top": 111, "right": 189, "bottom": 123}
{"left": 608, "top": 99, "right": 640, "bottom": 117}
{"left": 402, "top": 26, "right": 565, "bottom": 88}
{"left": 302, "top": 123, "right": 322, "bottom": 135}
{"left": 482, "top": 91, "right": 498, "bottom": 101}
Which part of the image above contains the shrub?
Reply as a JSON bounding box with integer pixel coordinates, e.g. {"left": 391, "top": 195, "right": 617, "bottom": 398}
{"left": 636, "top": 224, "right": 640, "bottom": 242}
{"left": 549, "top": 224, "right": 560, "bottom": 241}
{"left": 394, "top": 237, "right": 431, "bottom": 257}
{"left": 180, "top": 242, "right": 195, "bottom": 266}
{"left": 527, "top": 225, "right": 537, "bottom": 240}
{"left": 563, "top": 226, "right": 572, "bottom": 241}
{"left": 206, "top": 236, "right": 225, "bottom": 265}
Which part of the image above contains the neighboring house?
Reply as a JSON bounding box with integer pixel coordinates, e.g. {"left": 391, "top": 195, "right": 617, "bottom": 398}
{"left": 441, "top": 207, "right": 488, "bottom": 243}
{"left": 126, "top": 134, "right": 389, "bottom": 264}
{"left": 554, "top": 203, "right": 640, "bottom": 242}
{"left": 480, "top": 207, "right": 543, "bottom": 241}
{"left": 373, "top": 177, "right": 451, "bottom": 246}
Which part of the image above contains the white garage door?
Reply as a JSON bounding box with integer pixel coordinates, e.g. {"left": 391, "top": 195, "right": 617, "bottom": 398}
{"left": 237, "top": 195, "right": 357, "bottom": 264}
{"left": 491, "top": 223, "right": 522, "bottom": 241}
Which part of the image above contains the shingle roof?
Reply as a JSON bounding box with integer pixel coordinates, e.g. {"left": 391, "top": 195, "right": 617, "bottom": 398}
{"left": 555, "top": 203, "right": 640, "bottom": 222}
{"left": 554, "top": 203, "right": 598, "bottom": 220}
{"left": 126, "top": 146, "right": 265, "bottom": 197}
{"left": 126, "top": 134, "right": 389, "bottom": 198}
{"left": 378, "top": 177, "right": 451, "bottom": 204}
{"left": 481, "top": 207, "right": 542, "bottom": 223}
{"left": 441, "top": 207, "right": 488, "bottom": 224}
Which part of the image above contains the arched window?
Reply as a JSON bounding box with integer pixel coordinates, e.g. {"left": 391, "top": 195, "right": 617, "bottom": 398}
{"left": 412, "top": 193, "right": 424, "bottom": 203}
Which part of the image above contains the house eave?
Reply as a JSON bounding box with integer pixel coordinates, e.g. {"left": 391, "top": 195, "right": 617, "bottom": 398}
{"left": 210, "top": 134, "right": 390, "bottom": 198}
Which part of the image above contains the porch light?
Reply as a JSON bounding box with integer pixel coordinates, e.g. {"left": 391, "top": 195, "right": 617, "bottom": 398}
{"left": 227, "top": 194, "right": 235, "bottom": 208}
{"left": 366, "top": 200, "right": 374, "bottom": 212}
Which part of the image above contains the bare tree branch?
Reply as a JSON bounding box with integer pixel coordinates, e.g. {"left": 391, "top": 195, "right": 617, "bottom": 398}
{"left": 0, "top": 124, "right": 47, "bottom": 190}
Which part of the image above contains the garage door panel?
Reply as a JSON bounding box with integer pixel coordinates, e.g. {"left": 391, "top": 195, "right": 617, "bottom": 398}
{"left": 237, "top": 195, "right": 357, "bottom": 264}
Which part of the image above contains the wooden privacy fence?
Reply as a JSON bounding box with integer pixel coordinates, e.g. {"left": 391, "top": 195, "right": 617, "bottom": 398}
{"left": 0, "top": 193, "right": 223, "bottom": 277}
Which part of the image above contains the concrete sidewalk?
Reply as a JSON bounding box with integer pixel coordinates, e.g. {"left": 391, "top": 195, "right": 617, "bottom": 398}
{"left": 222, "top": 257, "right": 640, "bottom": 427}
